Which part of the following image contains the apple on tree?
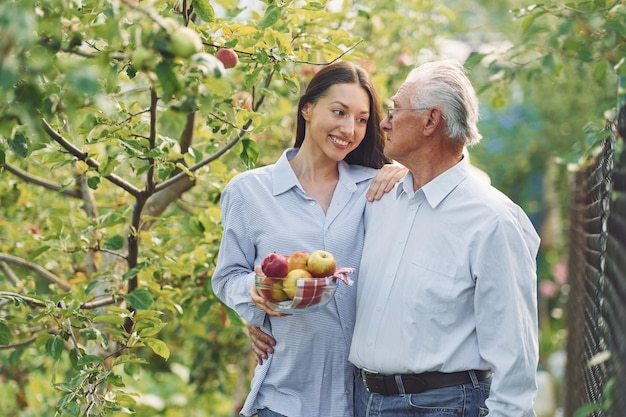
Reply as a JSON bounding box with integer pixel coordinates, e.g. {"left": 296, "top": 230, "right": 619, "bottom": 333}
{"left": 169, "top": 27, "right": 203, "bottom": 59}
{"left": 216, "top": 48, "right": 239, "bottom": 69}
{"left": 307, "top": 250, "right": 336, "bottom": 277}
{"left": 233, "top": 91, "right": 253, "bottom": 110}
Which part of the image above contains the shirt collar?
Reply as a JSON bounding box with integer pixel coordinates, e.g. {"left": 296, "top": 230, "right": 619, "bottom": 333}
{"left": 396, "top": 156, "right": 470, "bottom": 208}
{"left": 272, "top": 148, "right": 374, "bottom": 196}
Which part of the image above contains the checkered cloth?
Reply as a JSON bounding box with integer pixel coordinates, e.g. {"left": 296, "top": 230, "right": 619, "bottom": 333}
{"left": 291, "top": 267, "right": 355, "bottom": 309}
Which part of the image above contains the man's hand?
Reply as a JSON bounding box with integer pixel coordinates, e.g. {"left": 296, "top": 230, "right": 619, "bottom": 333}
{"left": 366, "top": 162, "right": 407, "bottom": 202}
{"left": 248, "top": 323, "right": 276, "bottom": 365}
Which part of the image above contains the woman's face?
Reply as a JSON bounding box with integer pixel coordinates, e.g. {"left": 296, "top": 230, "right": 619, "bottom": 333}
{"left": 301, "top": 83, "right": 370, "bottom": 161}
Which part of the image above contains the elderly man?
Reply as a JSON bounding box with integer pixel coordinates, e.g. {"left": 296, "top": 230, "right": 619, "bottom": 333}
{"left": 349, "top": 59, "right": 540, "bottom": 417}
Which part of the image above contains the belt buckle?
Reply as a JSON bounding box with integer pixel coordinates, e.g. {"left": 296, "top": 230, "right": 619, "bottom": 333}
{"left": 360, "top": 368, "right": 378, "bottom": 392}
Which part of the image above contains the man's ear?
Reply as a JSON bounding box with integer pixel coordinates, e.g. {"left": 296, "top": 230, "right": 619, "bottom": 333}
{"left": 424, "top": 108, "right": 442, "bottom": 133}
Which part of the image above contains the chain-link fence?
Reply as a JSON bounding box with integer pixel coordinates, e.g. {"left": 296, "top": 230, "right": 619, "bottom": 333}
{"left": 563, "top": 124, "right": 626, "bottom": 415}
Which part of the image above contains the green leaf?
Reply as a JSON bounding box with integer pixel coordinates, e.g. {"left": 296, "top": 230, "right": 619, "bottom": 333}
{"left": 122, "top": 261, "right": 150, "bottom": 281}
{"left": 99, "top": 155, "right": 119, "bottom": 176}
{"left": 46, "top": 335, "right": 65, "bottom": 360}
{"left": 0, "top": 322, "right": 11, "bottom": 345}
{"left": 259, "top": 5, "right": 281, "bottom": 29}
{"left": 305, "top": 2, "right": 325, "bottom": 10}
{"left": 113, "top": 354, "right": 150, "bottom": 366}
{"left": 78, "top": 328, "right": 99, "bottom": 340}
{"left": 93, "top": 315, "right": 126, "bottom": 326}
{"left": 573, "top": 402, "right": 604, "bottom": 417}
{"left": 87, "top": 175, "right": 100, "bottom": 190}
{"left": 155, "top": 61, "right": 182, "bottom": 102}
{"left": 143, "top": 337, "right": 170, "bottom": 360}
{"left": 197, "top": 299, "right": 211, "bottom": 318}
{"left": 76, "top": 354, "right": 104, "bottom": 366}
{"left": 26, "top": 245, "right": 50, "bottom": 261}
{"left": 193, "top": 0, "right": 215, "bottom": 22}
{"left": 59, "top": 400, "right": 81, "bottom": 417}
{"left": 9, "top": 132, "right": 29, "bottom": 158}
{"left": 464, "top": 52, "right": 486, "bottom": 69}
{"left": 239, "top": 138, "right": 259, "bottom": 169}
{"left": 521, "top": 11, "right": 546, "bottom": 34}
{"left": 106, "top": 373, "right": 125, "bottom": 387}
{"left": 68, "top": 65, "right": 100, "bottom": 97}
{"left": 104, "top": 235, "right": 125, "bottom": 250}
{"left": 593, "top": 60, "right": 607, "bottom": 83}
{"left": 125, "top": 289, "right": 153, "bottom": 309}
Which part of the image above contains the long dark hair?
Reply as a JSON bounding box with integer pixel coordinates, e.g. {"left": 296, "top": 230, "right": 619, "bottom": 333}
{"left": 293, "top": 61, "right": 390, "bottom": 168}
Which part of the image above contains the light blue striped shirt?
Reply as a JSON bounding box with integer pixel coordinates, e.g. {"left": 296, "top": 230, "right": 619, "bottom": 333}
{"left": 349, "top": 157, "right": 540, "bottom": 416}
{"left": 212, "top": 148, "right": 378, "bottom": 417}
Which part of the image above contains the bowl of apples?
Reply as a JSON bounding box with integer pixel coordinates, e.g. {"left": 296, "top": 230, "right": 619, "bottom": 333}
{"left": 255, "top": 250, "right": 354, "bottom": 314}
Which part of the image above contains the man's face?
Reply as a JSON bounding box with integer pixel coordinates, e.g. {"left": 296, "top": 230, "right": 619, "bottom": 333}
{"left": 380, "top": 83, "right": 427, "bottom": 163}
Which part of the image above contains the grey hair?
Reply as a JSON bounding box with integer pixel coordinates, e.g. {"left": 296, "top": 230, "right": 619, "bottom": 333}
{"left": 405, "top": 60, "right": 482, "bottom": 146}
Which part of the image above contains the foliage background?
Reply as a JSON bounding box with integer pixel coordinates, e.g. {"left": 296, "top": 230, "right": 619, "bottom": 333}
{"left": 1, "top": 0, "right": 624, "bottom": 415}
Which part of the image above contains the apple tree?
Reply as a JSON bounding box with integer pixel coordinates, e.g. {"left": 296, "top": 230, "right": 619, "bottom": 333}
{"left": 0, "top": 0, "right": 393, "bottom": 414}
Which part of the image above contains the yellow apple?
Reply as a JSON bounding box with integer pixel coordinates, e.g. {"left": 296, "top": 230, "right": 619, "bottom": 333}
{"left": 288, "top": 251, "right": 310, "bottom": 272}
{"left": 258, "top": 276, "right": 289, "bottom": 302}
{"left": 283, "top": 268, "right": 313, "bottom": 299}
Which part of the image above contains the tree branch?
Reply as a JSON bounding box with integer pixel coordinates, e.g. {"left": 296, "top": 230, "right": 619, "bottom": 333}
{"left": 0, "top": 261, "right": 22, "bottom": 287}
{"left": 0, "top": 291, "right": 49, "bottom": 307}
{"left": 0, "top": 336, "right": 37, "bottom": 350}
{"left": 1, "top": 162, "right": 82, "bottom": 198}
{"left": 154, "top": 118, "right": 253, "bottom": 193}
{"left": 41, "top": 118, "right": 143, "bottom": 197}
{"left": 0, "top": 253, "right": 71, "bottom": 291}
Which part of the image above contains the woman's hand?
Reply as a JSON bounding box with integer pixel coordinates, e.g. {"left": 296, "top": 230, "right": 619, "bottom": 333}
{"left": 248, "top": 323, "right": 277, "bottom": 365}
{"left": 366, "top": 161, "right": 407, "bottom": 202}
{"left": 250, "top": 284, "right": 289, "bottom": 317}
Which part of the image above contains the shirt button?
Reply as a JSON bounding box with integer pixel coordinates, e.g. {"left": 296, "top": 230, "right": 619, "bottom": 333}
{"left": 309, "top": 201, "right": 316, "bottom": 206}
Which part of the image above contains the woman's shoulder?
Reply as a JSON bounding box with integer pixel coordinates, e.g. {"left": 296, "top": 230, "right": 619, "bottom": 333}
{"left": 224, "top": 164, "right": 274, "bottom": 191}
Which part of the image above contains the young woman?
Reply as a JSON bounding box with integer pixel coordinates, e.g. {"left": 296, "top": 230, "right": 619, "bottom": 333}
{"left": 211, "top": 61, "right": 404, "bottom": 417}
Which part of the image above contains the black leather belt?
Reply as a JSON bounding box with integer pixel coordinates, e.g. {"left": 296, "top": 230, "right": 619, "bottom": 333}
{"left": 360, "top": 369, "right": 492, "bottom": 395}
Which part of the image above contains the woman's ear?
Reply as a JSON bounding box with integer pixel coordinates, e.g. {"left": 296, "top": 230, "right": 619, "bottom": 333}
{"left": 301, "top": 103, "right": 312, "bottom": 121}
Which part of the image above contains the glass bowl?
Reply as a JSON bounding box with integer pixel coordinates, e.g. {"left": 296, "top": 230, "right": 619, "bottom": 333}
{"left": 255, "top": 274, "right": 338, "bottom": 314}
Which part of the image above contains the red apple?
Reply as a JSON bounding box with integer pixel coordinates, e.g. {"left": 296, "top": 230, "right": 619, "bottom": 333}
{"left": 307, "top": 250, "right": 336, "bottom": 278}
{"left": 261, "top": 252, "right": 289, "bottom": 278}
{"left": 233, "top": 91, "right": 253, "bottom": 110}
{"left": 288, "top": 251, "right": 310, "bottom": 272}
{"left": 216, "top": 48, "right": 239, "bottom": 69}
{"left": 283, "top": 268, "right": 313, "bottom": 299}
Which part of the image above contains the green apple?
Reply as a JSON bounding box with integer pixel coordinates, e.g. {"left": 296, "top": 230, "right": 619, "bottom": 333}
{"left": 307, "top": 250, "right": 336, "bottom": 278}
{"left": 169, "top": 27, "right": 202, "bottom": 59}
{"left": 283, "top": 268, "right": 313, "bottom": 299}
